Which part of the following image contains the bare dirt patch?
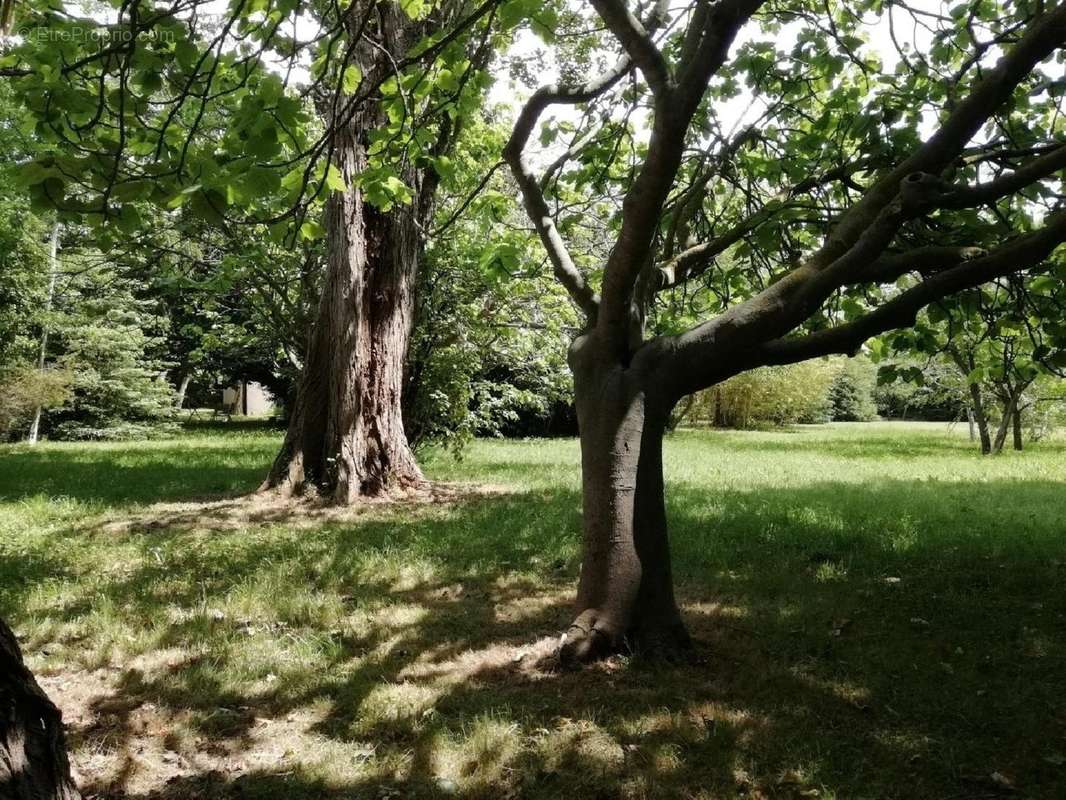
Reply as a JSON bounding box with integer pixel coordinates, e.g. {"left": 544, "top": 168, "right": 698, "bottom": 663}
{"left": 95, "top": 482, "right": 512, "bottom": 536}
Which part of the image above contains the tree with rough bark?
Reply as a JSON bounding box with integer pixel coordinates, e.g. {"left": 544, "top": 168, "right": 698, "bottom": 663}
{"left": 3, "top": 0, "right": 509, "bottom": 498}
{"left": 505, "top": 0, "right": 1066, "bottom": 663}
{"left": 260, "top": 1, "right": 507, "bottom": 501}
{"left": 0, "top": 617, "right": 81, "bottom": 800}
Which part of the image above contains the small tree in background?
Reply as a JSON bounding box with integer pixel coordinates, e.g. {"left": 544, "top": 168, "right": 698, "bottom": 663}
{"left": 878, "top": 275, "right": 1066, "bottom": 453}
{"left": 828, "top": 358, "right": 879, "bottom": 422}
{"left": 0, "top": 364, "right": 72, "bottom": 439}
{"left": 406, "top": 116, "right": 579, "bottom": 450}
{"left": 47, "top": 266, "right": 176, "bottom": 441}
{"left": 1024, "top": 376, "right": 1066, "bottom": 441}
{"left": 874, "top": 357, "right": 964, "bottom": 422}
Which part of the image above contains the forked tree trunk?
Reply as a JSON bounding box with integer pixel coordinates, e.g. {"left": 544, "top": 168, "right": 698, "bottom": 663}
{"left": 991, "top": 381, "right": 1031, "bottom": 455}
{"left": 262, "top": 122, "right": 425, "bottom": 503}
{"left": 991, "top": 395, "right": 1017, "bottom": 455}
{"left": 0, "top": 618, "right": 81, "bottom": 800}
{"left": 560, "top": 333, "right": 689, "bottom": 665}
{"left": 969, "top": 383, "right": 992, "bottom": 455}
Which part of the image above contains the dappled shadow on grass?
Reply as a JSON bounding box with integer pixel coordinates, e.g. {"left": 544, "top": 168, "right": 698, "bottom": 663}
{"left": 8, "top": 461, "right": 1066, "bottom": 798}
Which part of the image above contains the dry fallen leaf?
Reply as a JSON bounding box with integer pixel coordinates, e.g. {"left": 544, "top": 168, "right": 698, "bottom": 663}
{"left": 989, "top": 771, "right": 1015, "bottom": 790}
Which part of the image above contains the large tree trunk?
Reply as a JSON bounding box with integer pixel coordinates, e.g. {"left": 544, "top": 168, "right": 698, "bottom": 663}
{"left": 560, "top": 334, "right": 689, "bottom": 665}
{"left": 0, "top": 618, "right": 81, "bottom": 800}
{"left": 261, "top": 6, "right": 438, "bottom": 504}
{"left": 1012, "top": 406, "right": 1023, "bottom": 451}
{"left": 262, "top": 123, "right": 425, "bottom": 503}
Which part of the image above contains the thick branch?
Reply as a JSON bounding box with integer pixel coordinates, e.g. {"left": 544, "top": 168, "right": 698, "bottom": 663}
{"left": 502, "top": 61, "right": 633, "bottom": 319}
{"left": 941, "top": 141, "right": 1066, "bottom": 208}
{"left": 670, "top": 4, "right": 1066, "bottom": 371}
{"left": 675, "top": 0, "right": 767, "bottom": 108}
{"left": 589, "top": 0, "right": 671, "bottom": 95}
{"left": 858, "top": 245, "right": 989, "bottom": 283}
{"left": 757, "top": 212, "right": 1066, "bottom": 365}
{"left": 818, "top": 3, "right": 1066, "bottom": 264}
{"left": 596, "top": 0, "right": 766, "bottom": 350}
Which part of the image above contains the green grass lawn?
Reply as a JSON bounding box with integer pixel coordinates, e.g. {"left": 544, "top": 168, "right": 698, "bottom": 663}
{"left": 1, "top": 422, "right": 1065, "bottom": 799}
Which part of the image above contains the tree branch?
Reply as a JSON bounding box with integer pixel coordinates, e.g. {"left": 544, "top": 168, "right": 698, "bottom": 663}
{"left": 596, "top": 0, "right": 766, "bottom": 351}
{"left": 756, "top": 212, "right": 1066, "bottom": 366}
{"left": 859, "top": 245, "right": 990, "bottom": 284}
{"left": 502, "top": 60, "right": 633, "bottom": 319}
{"left": 941, "top": 142, "right": 1066, "bottom": 208}
{"left": 668, "top": 2, "right": 1066, "bottom": 375}
{"left": 817, "top": 3, "right": 1066, "bottom": 264}
{"left": 589, "top": 0, "right": 671, "bottom": 95}
{"left": 656, "top": 200, "right": 786, "bottom": 289}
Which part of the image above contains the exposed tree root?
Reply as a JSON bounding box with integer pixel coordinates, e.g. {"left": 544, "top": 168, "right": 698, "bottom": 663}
{"left": 558, "top": 610, "right": 693, "bottom": 668}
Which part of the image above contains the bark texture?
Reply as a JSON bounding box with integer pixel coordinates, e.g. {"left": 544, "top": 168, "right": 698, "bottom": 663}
{"left": 263, "top": 6, "right": 440, "bottom": 503}
{"left": 968, "top": 382, "right": 993, "bottom": 455}
{"left": 263, "top": 124, "right": 425, "bottom": 501}
{"left": 561, "top": 334, "right": 689, "bottom": 664}
{"left": 174, "top": 372, "right": 191, "bottom": 410}
{"left": 951, "top": 348, "right": 992, "bottom": 454}
{"left": 0, "top": 618, "right": 80, "bottom": 800}
{"left": 991, "top": 382, "right": 1030, "bottom": 455}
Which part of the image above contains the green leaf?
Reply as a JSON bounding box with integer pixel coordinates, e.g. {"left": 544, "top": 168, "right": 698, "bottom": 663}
{"left": 17, "top": 161, "right": 58, "bottom": 186}
{"left": 259, "top": 74, "right": 284, "bottom": 105}
{"left": 499, "top": 0, "right": 533, "bottom": 29}
{"left": 299, "top": 220, "right": 324, "bottom": 240}
{"left": 281, "top": 168, "right": 305, "bottom": 194}
{"left": 400, "top": 0, "right": 430, "bottom": 19}
{"left": 325, "top": 166, "right": 348, "bottom": 194}
{"left": 342, "top": 65, "right": 363, "bottom": 95}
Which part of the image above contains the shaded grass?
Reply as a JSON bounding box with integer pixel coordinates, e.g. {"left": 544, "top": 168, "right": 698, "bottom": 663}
{"left": 0, "top": 422, "right": 1064, "bottom": 799}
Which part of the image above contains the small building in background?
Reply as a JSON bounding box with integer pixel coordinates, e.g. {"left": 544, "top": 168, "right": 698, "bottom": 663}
{"left": 221, "top": 381, "right": 275, "bottom": 416}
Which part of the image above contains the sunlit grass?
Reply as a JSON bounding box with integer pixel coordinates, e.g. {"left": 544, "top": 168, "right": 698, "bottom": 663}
{"left": 1, "top": 421, "right": 1064, "bottom": 799}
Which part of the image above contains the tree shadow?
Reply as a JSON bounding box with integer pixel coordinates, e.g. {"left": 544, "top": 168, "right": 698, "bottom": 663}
{"left": 5, "top": 452, "right": 1065, "bottom": 798}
